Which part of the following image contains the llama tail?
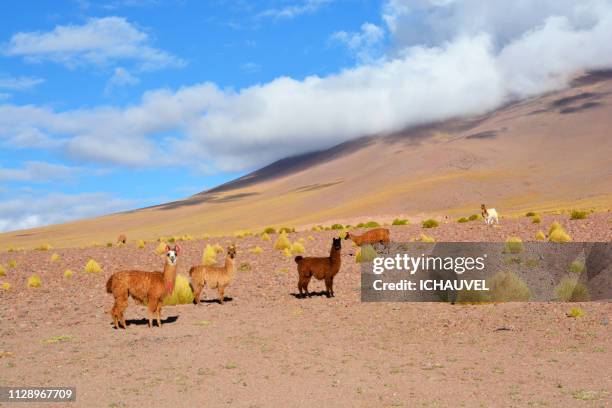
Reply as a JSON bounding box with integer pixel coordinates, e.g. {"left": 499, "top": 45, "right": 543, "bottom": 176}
{"left": 105, "top": 275, "right": 113, "bottom": 294}
{"left": 294, "top": 256, "right": 303, "bottom": 263}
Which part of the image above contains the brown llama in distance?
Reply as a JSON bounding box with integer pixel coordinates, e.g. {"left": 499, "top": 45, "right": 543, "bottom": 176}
{"left": 117, "top": 234, "right": 127, "bottom": 245}
{"left": 189, "top": 245, "right": 236, "bottom": 305}
{"left": 106, "top": 244, "right": 181, "bottom": 329}
{"left": 345, "top": 228, "right": 390, "bottom": 246}
{"left": 294, "top": 237, "right": 342, "bottom": 298}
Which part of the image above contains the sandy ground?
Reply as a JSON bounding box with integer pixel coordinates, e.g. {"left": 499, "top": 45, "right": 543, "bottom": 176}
{"left": 1, "top": 213, "right": 611, "bottom": 407}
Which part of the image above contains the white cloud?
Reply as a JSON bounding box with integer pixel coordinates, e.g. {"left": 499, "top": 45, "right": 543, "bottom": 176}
{"left": 1, "top": 1, "right": 612, "bottom": 173}
{"left": 331, "top": 22, "right": 385, "bottom": 62}
{"left": 0, "top": 192, "right": 132, "bottom": 232}
{"left": 0, "top": 75, "right": 44, "bottom": 90}
{"left": 105, "top": 67, "right": 140, "bottom": 93}
{"left": 257, "top": 0, "right": 332, "bottom": 20}
{"left": 240, "top": 62, "right": 261, "bottom": 74}
{"left": 0, "top": 161, "right": 81, "bottom": 182}
{"left": 4, "top": 16, "right": 184, "bottom": 71}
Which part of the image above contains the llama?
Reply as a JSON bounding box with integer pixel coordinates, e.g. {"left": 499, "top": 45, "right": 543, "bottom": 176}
{"left": 294, "top": 237, "right": 342, "bottom": 298}
{"left": 117, "top": 234, "right": 127, "bottom": 245}
{"left": 345, "top": 228, "right": 390, "bottom": 246}
{"left": 189, "top": 245, "right": 236, "bottom": 305}
{"left": 481, "top": 204, "right": 499, "bottom": 225}
{"left": 106, "top": 244, "right": 181, "bottom": 329}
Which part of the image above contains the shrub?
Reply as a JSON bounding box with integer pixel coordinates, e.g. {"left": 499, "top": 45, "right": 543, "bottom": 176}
{"left": 311, "top": 225, "right": 323, "bottom": 232}
{"left": 567, "top": 307, "right": 584, "bottom": 318}
{"left": 106, "top": 242, "right": 113, "bottom": 248}
{"left": 422, "top": 219, "right": 439, "bottom": 228}
{"left": 330, "top": 224, "right": 344, "bottom": 230}
{"left": 137, "top": 240, "right": 146, "bottom": 249}
{"left": 487, "top": 271, "right": 531, "bottom": 302}
{"left": 363, "top": 221, "right": 380, "bottom": 228}
{"left": 64, "top": 269, "right": 73, "bottom": 278}
{"left": 418, "top": 234, "right": 436, "bottom": 243}
{"left": 7, "top": 246, "right": 15, "bottom": 252}
{"left": 249, "top": 246, "right": 263, "bottom": 254}
{"left": 155, "top": 242, "right": 168, "bottom": 255}
{"left": 36, "top": 243, "right": 52, "bottom": 251}
{"left": 525, "top": 211, "right": 536, "bottom": 217}
{"left": 570, "top": 210, "right": 588, "bottom": 220}
{"left": 555, "top": 277, "right": 590, "bottom": 301}
{"left": 356, "top": 244, "right": 377, "bottom": 263}
{"left": 201, "top": 233, "right": 210, "bottom": 240}
{"left": 261, "top": 232, "right": 271, "bottom": 241}
{"left": 548, "top": 221, "right": 562, "bottom": 235}
{"left": 27, "top": 274, "right": 42, "bottom": 288}
{"left": 549, "top": 228, "right": 572, "bottom": 243}
{"left": 163, "top": 275, "right": 194, "bottom": 305}
{"left": 570, "top": 260, "right": 585, "bottom": 275}
{"left": 234, "top": 230, "right": 252, "bottom": 238}
{"left": 263, "top": 227, "right": 276, "bottom": 234}
{"left": 535, "top": 231, "right": 546, "bottom": 240}
{"left": 84, "top": 259, "right": 102, "bottom": 273}
{"left": 0, "top": 265, "right": 5, "bottom": 277}
{"left": 307, "top": 235, "right": 314, "bottom": 241}
{"left": 392, "top": 218, "right": 409, "bottom": 225}
{"left": 202, "top": 244, "right": 218, "bottom": 266}
{"left": 338, "top": 230, "right": 348, "bottom": 239}
{"left": 532, "top": 215, "right": 541, "bottom": 224}
{"left": 8, "top": 260, "right": 16, "bottom": 268}
{"left": 505, "top": 237, "right": 524, "bottom": 254}
{"left": 1, "top": 282, "right": 9, "bottom": 290}
{"left": 291, "top": 241, "right": 305, "bottom": 254}
{"left": 457, "top": 217, "right": 469, "bottom": 223}
{"left": 279, "top": 227, "right": 295, "bottom": 234}
{"left": 167, "top": 236, "right": 176, "bottom": 243}
{"left": 283, "top": 248, "right": 292, "bottom": 258}
{"left": 213, "top": 243, "right": 223, "bottom": 253}
{"left": 50, "top": 253, "right": 60, "bottom": 262}
{"left": 238, "top": 262, "right": 251, "bottom": 272}
{"left": 468, "top": 214, "right": 480, "bottom": 221}
{"left": 274, "top": 232, "right": 292, "bottom": 250}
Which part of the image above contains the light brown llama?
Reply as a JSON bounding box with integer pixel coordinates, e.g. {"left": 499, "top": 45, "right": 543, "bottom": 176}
{"left": 106, "top": 244, "right": 181, "bottom": 329}
{"left": 294, "top": 237, "right": 342, "bottom": 298}
{"left": 117, "top": 234, "right": 127, "bottom": 245}
{"left": 190, "top": 245, "right": 236, "bottom": 304}
{"left": 345, "top": 228, "right": 390, "bottom": 246}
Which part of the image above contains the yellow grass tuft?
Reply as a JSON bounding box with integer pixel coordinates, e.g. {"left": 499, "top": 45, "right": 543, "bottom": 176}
{"left": 549, "top": 227, "right": 572, "bottom": 243}
{"left": 36, "top": 243, "right": 52, "bottom": 251}
{"left": 234, "top": 230, "right": 251, "bottom": 238}
{"left": 106, "top": 242, "right": 113, "bottom": 248}
{"left": 0, "top": 265, "right": 5, "bottom": 277}
{"left": 291, "top": 241, "right": 305, "bottom": 254}
{"left": 421, "top": 219, "right": 439, "bottom": 228}
{"left": 505, "top": 237, "right": 524, "bottom": 254}
{"left": 201, "top": 233, "right": 210, "bottom": 240}
{"left": 283, "top": 248, "right": 292, "bottom": 258}
{"left": 418, "top": 234, "right": 436, "bottom": 243}
{"left": 27, "top": 274, "right": 42, "bottom": 288}
{"left": 261, "top": 232, "right": 271, "bottom": 241}
{"left": 532, "top": 215, "right": 541, "bottom": 224}
{"left": 84, "top": 259, "right": 102, "bottom": 273}
{"left": 548, "top": 221, "right": 562, "bottom": 235}
{"left": 356, "top": 244, "right": 377, "bottom": 263}
{"left": 163, "top": 274, "right": 194, "bottom": 305}
{"left": 202, "top": 244, "right": 218, "bottom": 266}
{"left": 8, "top": 260, "right": 16, "bottom": 268}
{"left": 567, "top": 307, "right": 584, "bottom": 318}
{"left": 64, "top": 269, "right": 73, "bottom": 278}
{"left": 249, "top": 246, "right": 263, "bottom": 254}
{"left": 50, "top": 253, "right": 60, "bottom": 262}
{"left": 307, "top": 235, "right": 315, "bottom": 241}
{"left": 556, "top": 277, "right": 590, "bottom": 301}
{"left": 535, "top": 231, "right": 546, "bottom": 240}
{"left": 137, "top": 240, "right": 146, "bottom": 249}
{"left": 487, "top": 271, "right": 531, "bottom": 301}
{"left": 274, "top": 232, "right": 291, "bottom": 250}
{"left": 155, "top": 242, "right": 167, "bottom": 255}
{"left": 570, "top": 210, "right": 588, "bottom": 220}
{"left": 1, "top": 282, "right": 9, "bottom": 290}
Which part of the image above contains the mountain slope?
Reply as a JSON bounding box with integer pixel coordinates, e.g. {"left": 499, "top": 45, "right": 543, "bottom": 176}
{"left": 2, "top": 72, "right": 612, "bottom": 248}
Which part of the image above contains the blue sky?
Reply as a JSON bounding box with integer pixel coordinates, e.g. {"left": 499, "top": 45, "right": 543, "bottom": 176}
{"left": 1, "top": 0, "right": 610, "bottom": 232}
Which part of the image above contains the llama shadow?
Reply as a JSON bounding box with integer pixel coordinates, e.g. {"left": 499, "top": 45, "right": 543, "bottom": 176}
{"left": 117, "top": 315, "right": 179, "bottom": 328}
{"left": 290, "top": 291, "right": 331, "bottom": 299}
{"left": 193, "top": 296, "right": 234, "bottom": 305}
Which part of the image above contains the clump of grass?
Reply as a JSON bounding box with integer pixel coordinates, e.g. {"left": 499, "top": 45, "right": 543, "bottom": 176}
{"left": 570, "top": 260, "right": 585, "bottom": 275}
{"left": 8, "top": 259, "right": 17, "bottom": 268}
{"left": 274, "top": 232, "right": 292, "bottom": 250}
{"left": 27, "top": 274, "right": 42, "bottom": 288}
{"left": 167, "top": 236, "right": 177, "bottom": 243}
{"left": 64, "top": 269, "right": 73, "bottom": 278}
{"left": 0, "top": 265, "right": 5, "bottom": 277}
{"left": 238, "top": 262, "right": 251, "bottom": 272}
{"left": 363, "top": 221, "right": 380, "bottom": 228}
{"left": 338, "top": 230, "right": 348, "bottom": 239}
{"left": 549, "top": 227, "right": 572, "bottom": 243}
{"left": 249, "top": 246, "right": 263, "bottom": 254}
{"left": 283, "top": 248, "right": 292, "bottom": 258}
{"left": 556, "top": 277, "right": 590, "bottom": 301}
{"left": 155, "top": 242, "right": 168, "bottom": 255}
{"left": 418, "top": 234, "right": 436, "bottom": 243}
{"left": 202, "top": 244, "right": 218, "bottom": 266}
{"left": 422, "top": 219, "right": 439, "bottom": 228}
{"left": 330, "top": 223, "right": 344, "bottom": 230}
{"left": 567, "top": 307, "right": 584, "bottom": 318}
{"left": 1, "top": 282, "right": 10, "bottom": 290}
{"left": 234, "top": 230, "right": 251, "bottom": 238}
{"left": 291, "top": 241, "right": 305, "bottom": 254}
{"left": 356, "top": 244, "right": 377, "bottom": 263}
{"left": 468, "top": 214, "right": 480, "bottom": 221}
{"left": 137, "top": 240, "right": 146, "bottom": 249}
{"left": 106, "top": 242, "right": 113, "bottom": 248}
{"left": 535, "top": 230, "right": 546, "bottom": 240}
{"left": 84, "top": 259, "right": 102, "bottom": 273}
{"left": 201, "top": 233, "right": 210, "bottom": 240}
{"left": 307, "top": 235, "right": 314, "bottom": 241}
{"left": 36, "top": 243, "right": 52, "bottom": 251}
{"left": 261, "top": 232, "right": 271, "bottom": 241}
{"left": 7, "top": 246, "right": 16, "bottom": 252}
{"left": 525, "top": 211, "right": 536, "bottom": 217}
{"left": 487, "top": 271, "right": 531, "bottom": 301}
{"left": 163, "top": 275, "right": 194, "bottom": 305}
{"left": 392, "top": 218, "right": 409, "bottom": 225}
{"left": 570, "top": 210, "right": 588, "bottom": 220}
{"left": 311, "top": 225, "right": 323, "bottom": 232}
{"left": 532, "top": 215, "right": 541, "bottom": 224}
{"left": 263, "top": 227, "right": 276, "bottom": 234}
{"left": 457, "top": 217, "right": 469, "bottom": 223}
{"left": 505, "top": 237, "right": 524, "bottom": 254}
{"left": 50, "top": 253, "right": 60, "bottom": 262}
{"left": 41, "top": 335, "right": 72, "bottom": 344}
{"left": 279, "top": 227, "right": 295, "bottom": 234}
{"left": 548, "top": 221, "right": 562, "bottom": 235}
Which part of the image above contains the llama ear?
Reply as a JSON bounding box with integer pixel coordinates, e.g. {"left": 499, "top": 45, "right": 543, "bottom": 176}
{"left": 165, "top": 244, "right": 171, "bottom": 252}
{"left": 174, "top": 244, "right": 181, "bottom": 254}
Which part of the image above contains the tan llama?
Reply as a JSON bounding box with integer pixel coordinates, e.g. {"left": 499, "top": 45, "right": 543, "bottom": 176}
{"left": 190, "top": 245, "right": 236, "bottom": 304}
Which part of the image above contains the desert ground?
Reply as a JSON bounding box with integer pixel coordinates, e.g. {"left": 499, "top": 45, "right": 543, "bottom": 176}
{"left": 1, "top": 213, "right": 610, "bottom": 407}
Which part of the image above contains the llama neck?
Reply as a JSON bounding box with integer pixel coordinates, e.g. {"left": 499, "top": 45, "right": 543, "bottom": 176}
{"left": 330, "top": 247, "right": 341, "bottom": 264}
{"left": 225, "top": 256, "right": 235, "bottom": 275}
{"left": 163, "top": 262, "right": 178, "bottom": 293}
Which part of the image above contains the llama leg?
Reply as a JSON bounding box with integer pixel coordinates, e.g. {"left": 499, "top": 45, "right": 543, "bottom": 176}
{"left": 120, "top": 313, "right": 127, "bottom": 330}
{"left": 156, "top": 305, "right": 162, "bottom": 328}
{"left": 112, "top": 312, "right": 119, "bottom": 330}
{"left": 113, "top": 294, "right": 129, "bottom": 330}
{"left": 325, "top": 276, "right": 333, "bottom": 298}
{"left": 192, "top": 283, "right": 203, "bottom": 305}
{"left": 218, "top": 286, "right": 225, "bottom": 304}
{"left": 147, "top": 296, "right": 158, "bottom": 328}
{"left": 304, "top": 276, "right": 311, "bottom": 297}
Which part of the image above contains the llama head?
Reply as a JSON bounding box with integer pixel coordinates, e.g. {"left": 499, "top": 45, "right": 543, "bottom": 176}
{"left": 344, "top": 232, "right": 352, "bottom": 240}
{"left": 481, "top": 204, "right": 487, "bottom": 210}
{"left": 227, "top": 244, "right": 236, "bottom": 259}
{"left": 165, "top": 244, "right": 181, "bottom": 265}
{"left": 332, "top": 237, "right": 342, "bottom": 250}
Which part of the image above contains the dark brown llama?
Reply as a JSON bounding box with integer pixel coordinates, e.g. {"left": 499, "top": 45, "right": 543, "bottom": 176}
{"left": 294, "top": 237, "right": 342, "bottom": 298}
